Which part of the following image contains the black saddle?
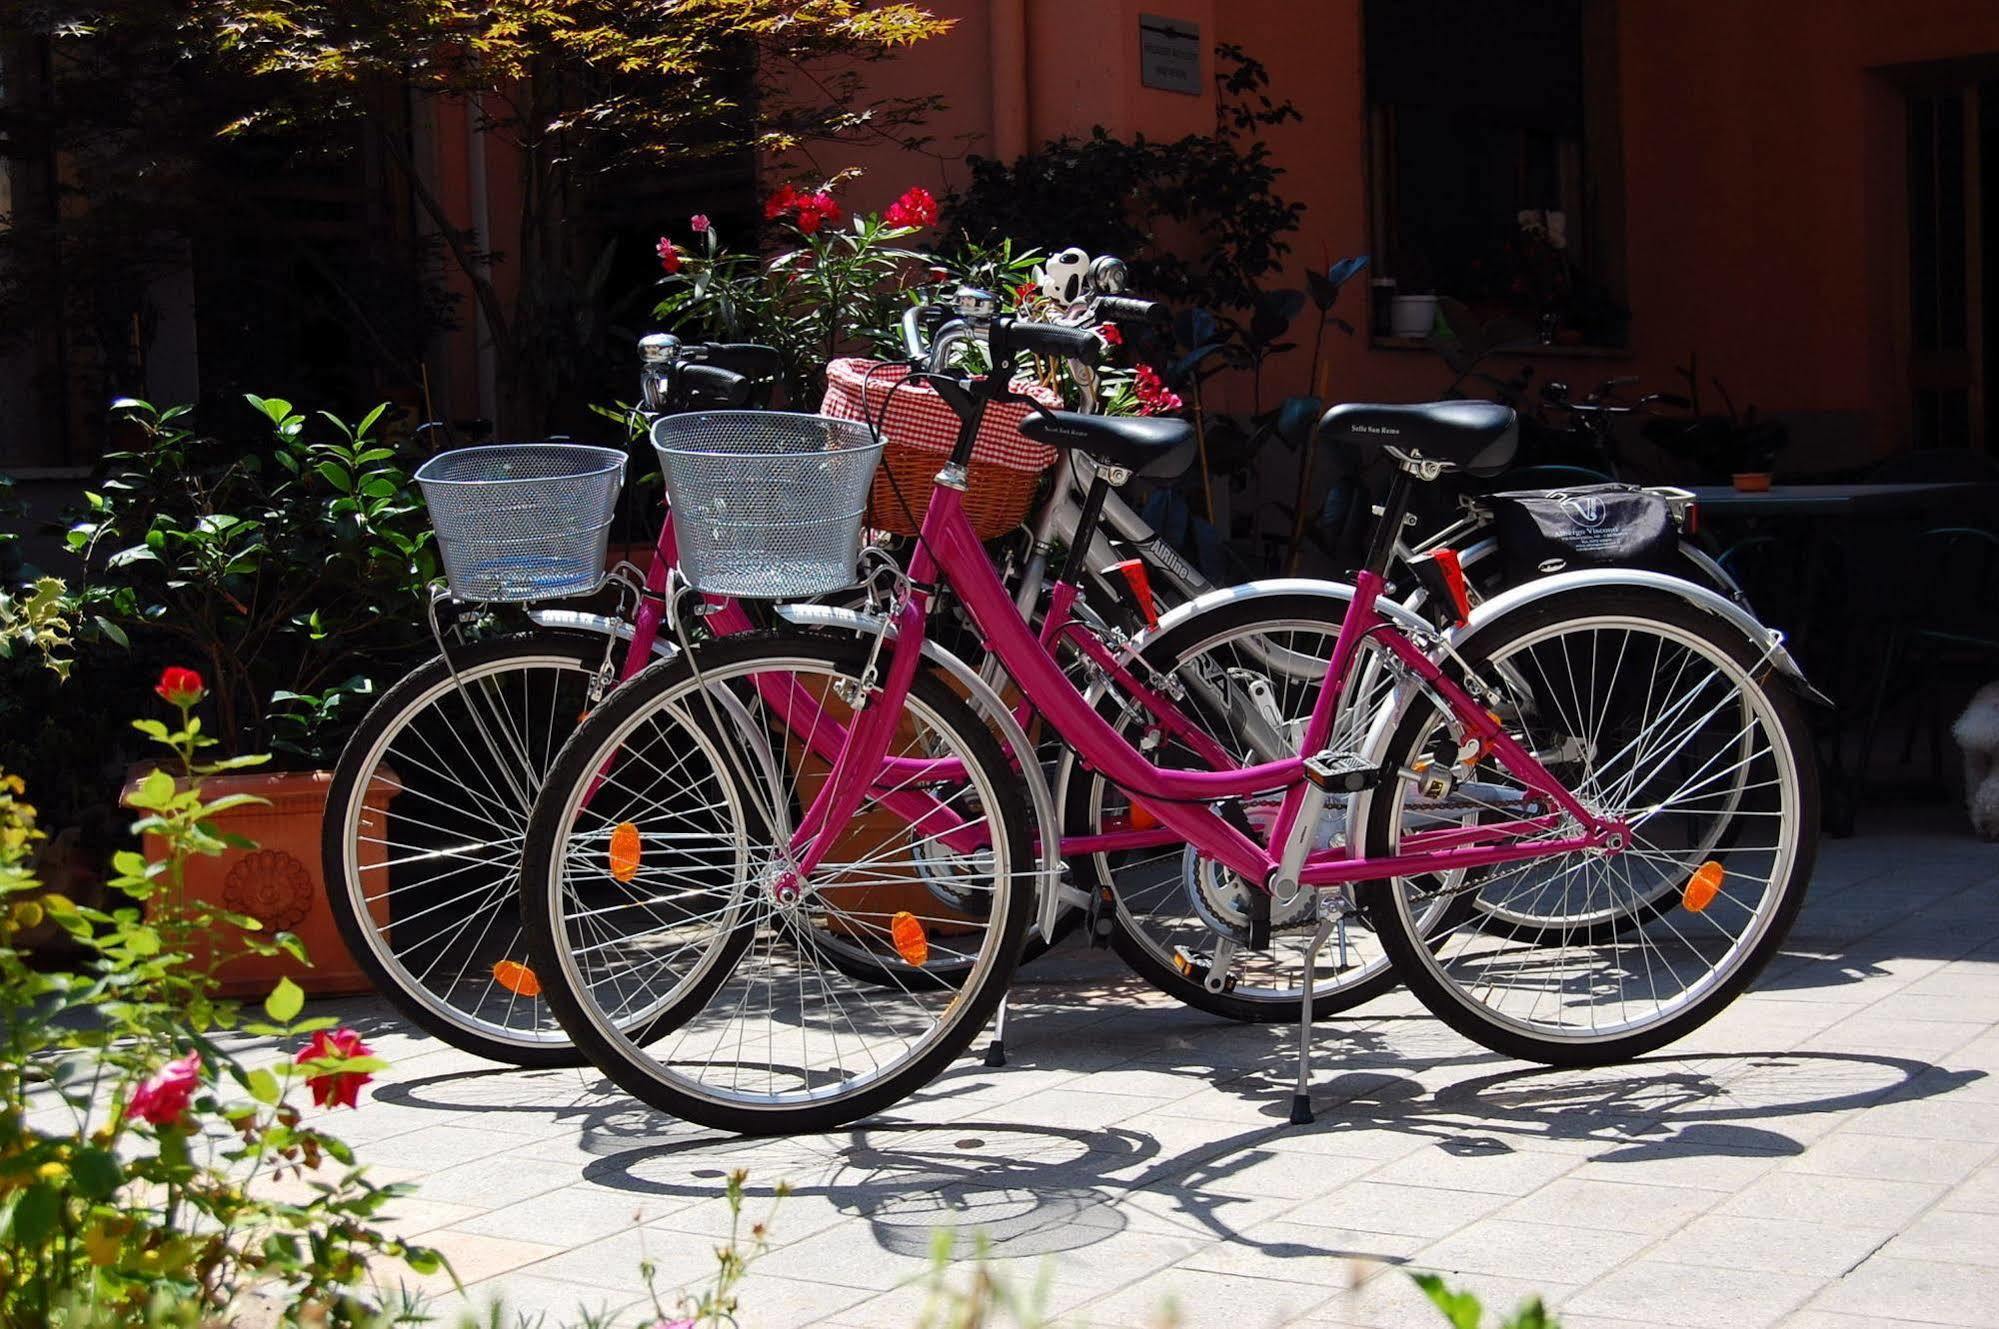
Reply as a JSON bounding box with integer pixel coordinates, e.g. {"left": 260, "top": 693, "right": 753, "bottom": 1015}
{"left": 1019, "top": 410, "right": 1196, "bottom": 479}
{"left": 1318, "top": 400, "right": 1518, "bottom": 477}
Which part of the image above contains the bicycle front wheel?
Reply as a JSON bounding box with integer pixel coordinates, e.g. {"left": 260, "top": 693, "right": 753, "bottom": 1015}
{"left": 1363, "top": 586, "right": 1818, "bottom": 1065}
{"left": 520, "top": 630, "right": 1034, "bottom": 1135}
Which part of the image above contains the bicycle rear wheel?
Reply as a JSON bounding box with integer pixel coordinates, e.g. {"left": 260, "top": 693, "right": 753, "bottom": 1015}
{"left": 1364, "top": 587, "right": 1818, "bottom": 1065}
{"left": 323, "top": 635, "right": 615, "bottom": 1065}
{"left": 520, "top": 630, "right": 1033, "bottom": 1135}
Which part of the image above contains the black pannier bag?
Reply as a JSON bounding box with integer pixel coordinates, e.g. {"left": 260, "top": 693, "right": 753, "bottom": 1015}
{"left": 1487, "top": 483, "right": 1681, "bottom": 583}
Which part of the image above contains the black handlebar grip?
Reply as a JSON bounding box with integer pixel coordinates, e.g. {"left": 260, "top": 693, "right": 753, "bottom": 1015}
{"left": 993, "top": 317, "right": 1102, "bottom": 366}
{"left": 699, "top": 343, "right": 783, "bottom": 380}
{"left": 1093, "top": 295, "right": 1169, "bottom": 327}
{"left": 680, "top": 363, "right": 752, "bottom": 408}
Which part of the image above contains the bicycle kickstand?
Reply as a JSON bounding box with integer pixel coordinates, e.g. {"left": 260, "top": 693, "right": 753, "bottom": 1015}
{"left": 984, "top": 991, "right": 1009, "bottom": 1068}
{"left": 1291, "top": 912, "right": 1335, "bottom": 1125}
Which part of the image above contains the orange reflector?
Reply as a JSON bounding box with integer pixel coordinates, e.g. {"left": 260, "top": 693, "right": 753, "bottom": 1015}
{"left": 493, "top": 960, "right": 542, "bottom": 997}
{"left": 1684, "top": 860, "right": 1725, "bottom": 912}
{"left": 608, "top": 821, "right": 642, "bottom": 883}
{"left": 1130, "top": 802, "right": 1160, "bottom": 831}
{"left": 890, "top": 911, "right": 930, "bottom": 967}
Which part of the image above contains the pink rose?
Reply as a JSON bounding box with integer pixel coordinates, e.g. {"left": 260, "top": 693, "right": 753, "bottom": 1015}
{"left": 129, "top": 1051, "right": 202, "bottom": 1128}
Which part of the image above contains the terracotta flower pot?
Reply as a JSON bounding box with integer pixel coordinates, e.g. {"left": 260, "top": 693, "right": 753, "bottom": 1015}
{"left": 121, "top": 767, "right": 399, "bottom": 998}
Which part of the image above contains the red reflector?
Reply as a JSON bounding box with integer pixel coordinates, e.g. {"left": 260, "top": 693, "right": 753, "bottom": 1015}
{"left": 1431, "top": 547, "right": 1472, "bottom": 628}
{"left": 1107, "top": 558, "right": 1161, "bottom": 632}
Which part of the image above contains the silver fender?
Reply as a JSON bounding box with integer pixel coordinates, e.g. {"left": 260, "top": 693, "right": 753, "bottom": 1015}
{"left": 1448, "top": 568, "right": 1825, "bottom": 702}
{"left": 775, "top": 603, "right": 1068, "bottom": 938}
{"left": 525, "top": 608, "right": 677, "bottom": 656}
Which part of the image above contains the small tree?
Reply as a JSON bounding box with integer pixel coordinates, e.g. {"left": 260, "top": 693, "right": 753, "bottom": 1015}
{"left": 199, "top": 0, "right": 952, "bottom": 431}
{"left": 2, "top": 2, "right": 951, "bottom": 434}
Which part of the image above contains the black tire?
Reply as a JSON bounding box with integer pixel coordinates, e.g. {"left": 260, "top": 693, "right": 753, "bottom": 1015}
{"left": 521, "top": 631, "right": 1035, "bottom": 1135}
{"left": 1363, "top": 587, "right": 1819, "bottom": 1066}
{"left": 322, "top": 633, "right": 617, "bottom": 1067}
{"left": 1063, "top": 591, "right": 1406, "bottom": 1023}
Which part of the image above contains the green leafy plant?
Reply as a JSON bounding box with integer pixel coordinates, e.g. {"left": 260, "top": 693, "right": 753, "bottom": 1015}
{"left": 67, "top": 395, "right": 438, "bottom": 763}
{"left": 651, "top": 183, "right": 947, "bottom": 405}
{"left": 0, "top": 670, "right": 439, "bottom": 1324}
{"left": 1413, "top": 1273, "right": 1559, "bottom": 1329}
{"left": 946, "top": 45, "right": 1303, "bottom": 319}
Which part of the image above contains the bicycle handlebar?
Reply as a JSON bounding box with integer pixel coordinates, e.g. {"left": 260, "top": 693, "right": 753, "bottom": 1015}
{"left": 1092, "top": 295, "right": 1169, "bottom": 327}
{"left": 991, "top": 316, "right": 1102, "bottom": 367}
{"left": 679, "top": 363, "right": 752, "bottom": 407}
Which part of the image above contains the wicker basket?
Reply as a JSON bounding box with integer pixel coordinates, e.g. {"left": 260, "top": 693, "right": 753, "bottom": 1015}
{"left": 820, "top": 357, "right": 1060, "bottom": 541}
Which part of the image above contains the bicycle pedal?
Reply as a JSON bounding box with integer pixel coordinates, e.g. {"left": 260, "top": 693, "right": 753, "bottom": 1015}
{"left": 1171, "top": 947, "right": 1237, "bottom": 993}
{"left": 1303, "top": 751, "right": 1383, "bottom": 793}
{"left": 1088, "top": 885, "right": 1117, "bottom": 949}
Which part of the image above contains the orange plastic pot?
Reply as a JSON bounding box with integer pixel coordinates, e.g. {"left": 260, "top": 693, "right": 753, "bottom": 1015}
{"left": 121, "top": 768, "right": 400, "bottom": 998}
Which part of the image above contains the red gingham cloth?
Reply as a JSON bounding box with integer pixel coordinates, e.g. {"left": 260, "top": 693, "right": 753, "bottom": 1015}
{"left": 820, "top": 358, "right": 1059, "bottom": 473}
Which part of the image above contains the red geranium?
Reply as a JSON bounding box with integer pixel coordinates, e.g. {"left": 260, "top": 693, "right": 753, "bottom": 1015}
{"left": 128, "top": 1051, "right": 201, "bottom": 1128}
{"left": 884, "top": 185, "right": 938, "bottom": 230}
{"left": 794, "top": 191, "right": 843, "bottom": 235}
{"left": 297, "top": 1027, "right": 375, "bottom": 1110}
{"left": 1133, "top": 364, "right": 1184, "bottom": 416}
{"left": 155, "top": 666, "right": 204, "bottom": 708}
{"left": 762, "top": 184, "right": 801, "bottom": 220}
{"left": 655, "top": 236, "right": 681, "bottom": 274}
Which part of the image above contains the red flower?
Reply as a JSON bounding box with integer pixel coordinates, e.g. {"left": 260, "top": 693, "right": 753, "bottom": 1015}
{"left": 155, "top": 666, "right": 204, "bottom": 708}
{"left": 1100, "top": 322, "right": 1124, "bottom": 347}
{"left": 884, "top": 185, "right": 938, "bottom": 230}
{"left": 297, "top": 1027, "right": 375, "bottom": 1110}
{"left": 655, "top": 237, "right": 681, "bottom": 275}
{"left": 129, "top": 1051, "right": 201, "bottom": 1128}
{"left": 1133, "top": 364, "right": 1184, "bottom": 417}
{"left": 762, "top": 184, "right": 800, "bottom": 221}
{"left": 689, "top": 213, "right": 710, "bottom": 234}
{"left": 793, "top": 190, "right": 843, "bottom": 235}
{"left": 1014, "top": 281, "right": 1039, "bottom": 308}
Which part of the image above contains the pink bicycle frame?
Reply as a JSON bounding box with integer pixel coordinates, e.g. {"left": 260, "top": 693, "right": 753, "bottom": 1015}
{"left": 781, "top": 480, "right": 1621, "bottom": 891}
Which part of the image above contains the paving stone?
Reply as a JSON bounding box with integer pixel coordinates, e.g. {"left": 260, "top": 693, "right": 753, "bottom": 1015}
{"left": 1493, "top": 1175, "right": 1720, "bottom": 1235}
{"left": 1077, "top": 1265, "right": 1339, "bottom": 1329}
{"left": 453, "top": 1182, "right": 661, "bottom": 1245}
{"left": 1176, "top": 1218, "right": 1421, "bottom": 1284}
{"left": 1718, "top": 1167, "right": 1946, "bottom": 1229}
{"left": 1940, "top": 1163, "right": 1999, "bottom": 1213}
{"left": 1411, "top": 1217, "right": 1649, "bottom": 1285}
{"left": 1279, "top": 1181, "right": 1510, "bottom": 1240}
{"left": 1321, "top": 1268, "right": 1573, "bottom": 1329}
{"left": 1565, "top": 1258, "right": 1822, "bottom": 1328}
{"left": 1363, "top": 1142, "right": 1578, "bottom": 1196}
{"left": 1875, "top": 1207, "right": 1999, "bottom": 1267}
{"left": 1810, "top": 1255, "right": 1999, "bottom": 1325}
{"left": 1782, "top": 1129, "right": 1998, "bottom": 1184}
{"left": 1662, "top": 1213, "right": 1893, "bottom": 1277}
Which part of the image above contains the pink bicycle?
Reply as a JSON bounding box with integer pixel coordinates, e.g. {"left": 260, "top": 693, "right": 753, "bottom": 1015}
{"left": 517, "top": 319, "right": 1821, "bottom": 1135}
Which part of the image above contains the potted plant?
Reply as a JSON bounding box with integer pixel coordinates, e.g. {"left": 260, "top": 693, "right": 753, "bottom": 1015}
{"left": 1642, "top": 356, "right": 1787, "bottom": 487}
{"left": 70, "top": 395, "right": 439, "bottom": 994}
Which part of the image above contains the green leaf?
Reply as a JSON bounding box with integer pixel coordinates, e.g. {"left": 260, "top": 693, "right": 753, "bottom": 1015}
{"left": 315, "top": 461, "right": 353, "bottom": 493}
{"left": 128, "top": 768, "right": 176, "bottom": 811}
{"left": 4, "top": 1184, "right": 60, "bottom": 1245}
{"left": 1412, "top": 1273, "right": 1483, "bottom": 1329}
{"left": 246, "top": 1066, "right": 281, "bottom": 1104}
{"left": 356, "top": 402, "right": 389, "bottom": 438}
{"left": 69, "top": 1146, "right": 123, "bottom": 1200}
{"left": 265, "top": 976, "right": 305, "bottom": 1023}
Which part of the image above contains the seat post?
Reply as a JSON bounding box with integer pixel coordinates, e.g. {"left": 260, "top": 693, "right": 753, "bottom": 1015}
{"left": 1361, "top": 465, "right": 1417, "bottom": 579}
{"left": 1058, "top": 467, "right": 1115, "bottom": 586}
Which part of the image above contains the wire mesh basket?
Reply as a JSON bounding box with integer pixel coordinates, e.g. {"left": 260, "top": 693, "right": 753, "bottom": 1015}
{"left": 652, "top": 411, "right": 885, "bottom": 599}
{"left": 415, "top": 443, "right": 626, "bottom": 602}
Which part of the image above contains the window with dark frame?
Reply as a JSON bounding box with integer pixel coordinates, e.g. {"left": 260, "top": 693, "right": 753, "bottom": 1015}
{"left": 1364, "top": 0, "right": 1628, "bottom": 349}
